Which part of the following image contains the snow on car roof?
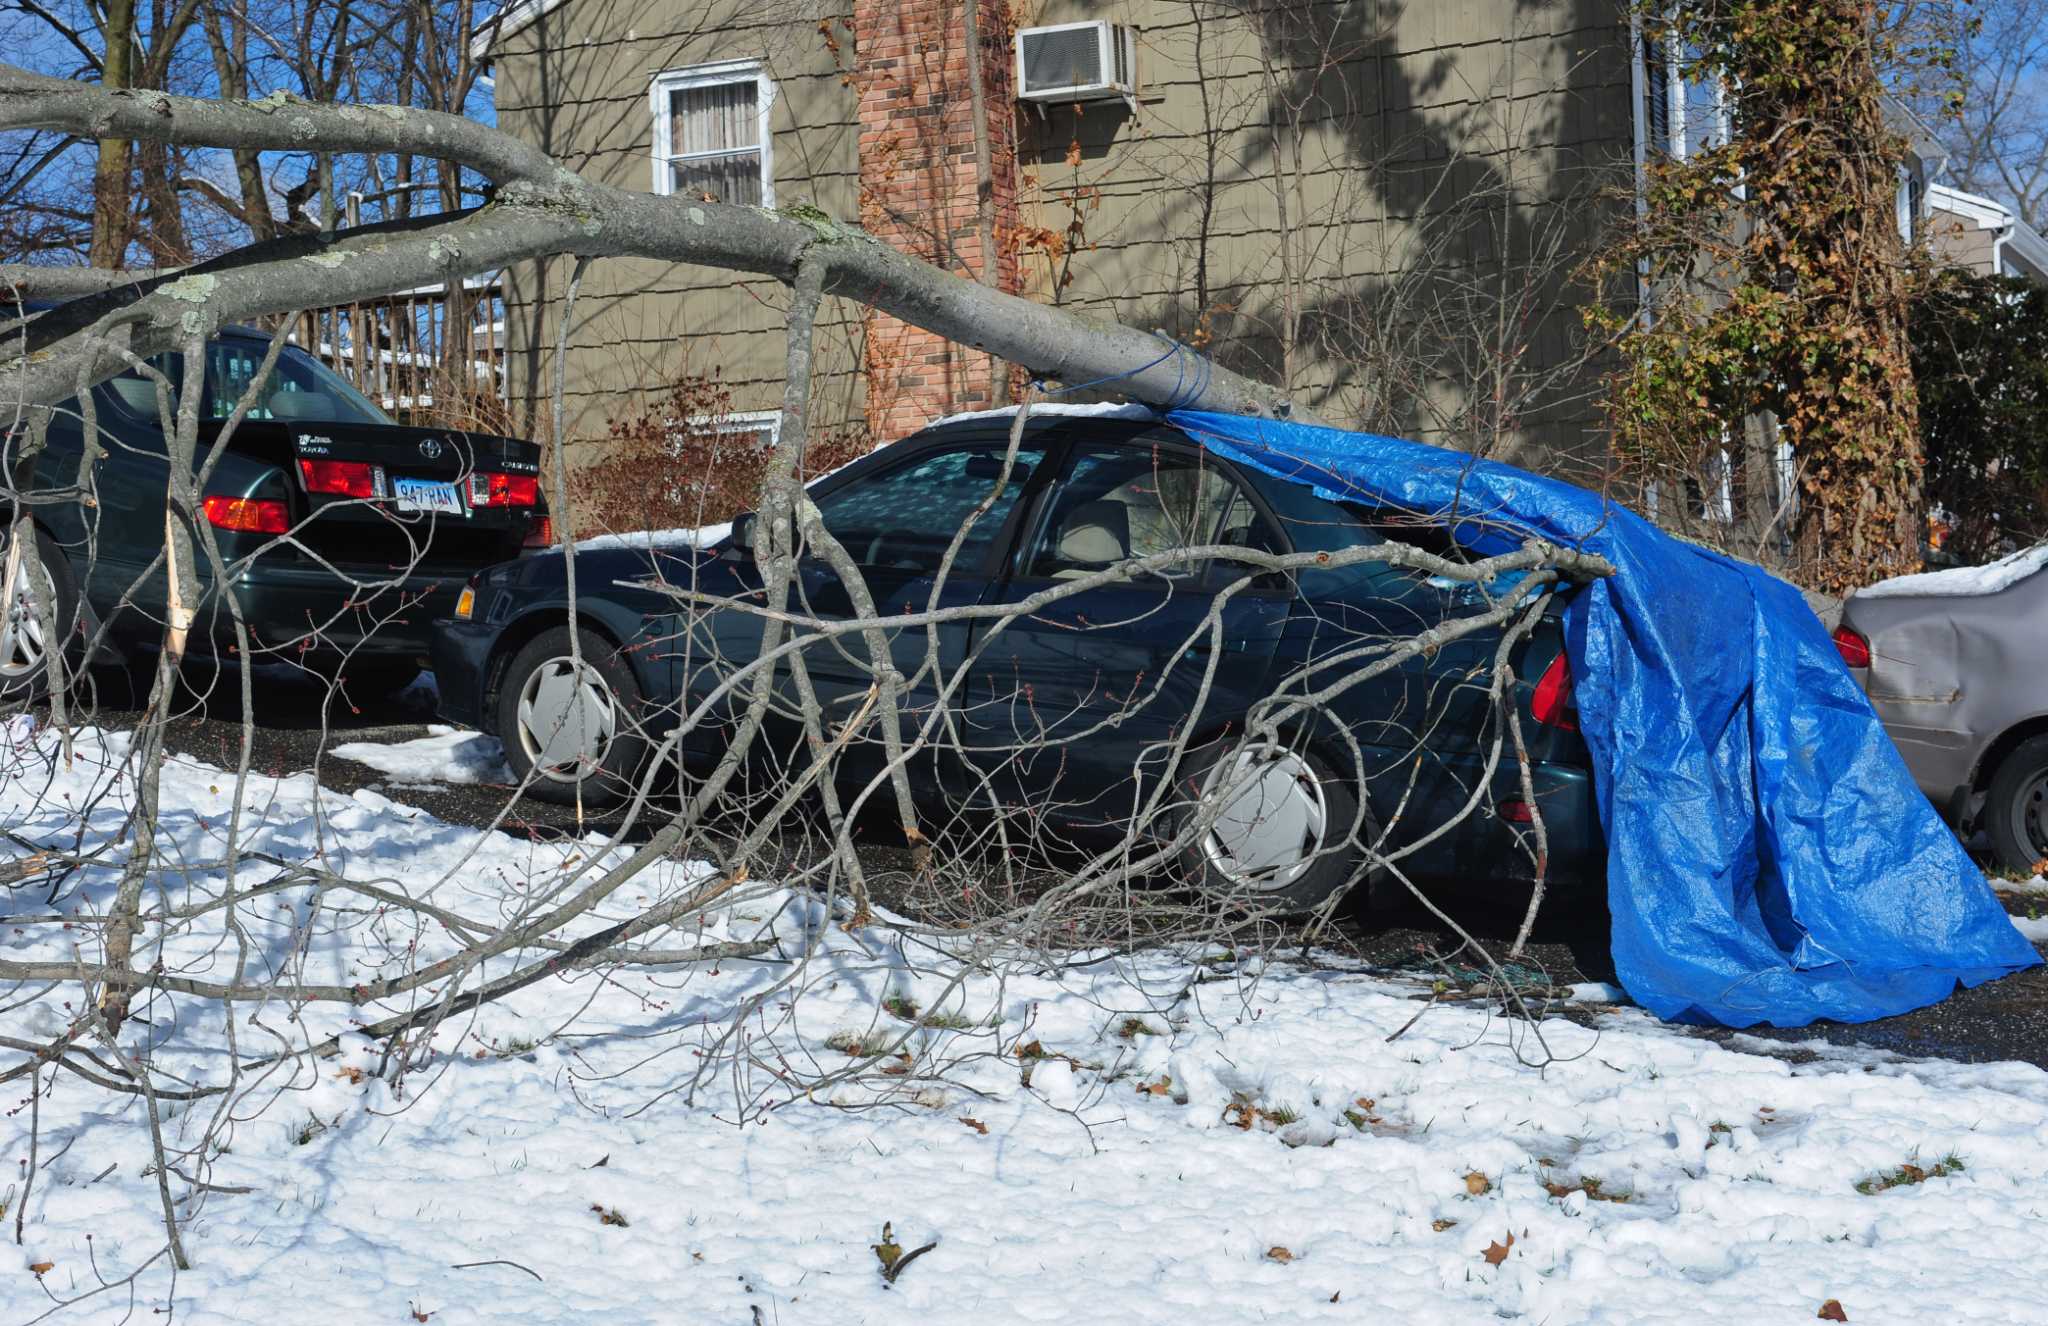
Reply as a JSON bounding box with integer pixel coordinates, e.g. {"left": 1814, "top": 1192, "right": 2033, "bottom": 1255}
{"left": 1854, "top": 543, "right": 2048, "bottom": 600}
{"left": 923, "top": 401, "right": 1158, "bottom": 428}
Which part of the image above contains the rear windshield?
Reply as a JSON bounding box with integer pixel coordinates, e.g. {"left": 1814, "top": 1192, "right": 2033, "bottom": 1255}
{"left": 102, "top": 338, "right": 392, "bottom": 427}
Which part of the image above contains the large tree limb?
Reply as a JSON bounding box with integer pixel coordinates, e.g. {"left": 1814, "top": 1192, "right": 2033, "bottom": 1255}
{"left": 0, "top": 63, "right": 1302, "bottom": 422}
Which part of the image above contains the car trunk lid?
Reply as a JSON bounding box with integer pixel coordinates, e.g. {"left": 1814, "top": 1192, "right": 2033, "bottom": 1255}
{"left": 219, "top": 420, "right": 545, "bottom": 574}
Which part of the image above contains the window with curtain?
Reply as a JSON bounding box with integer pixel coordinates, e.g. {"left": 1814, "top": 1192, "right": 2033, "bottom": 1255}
{"left": 652, "top": 62, "right": 774, "bottom": 207}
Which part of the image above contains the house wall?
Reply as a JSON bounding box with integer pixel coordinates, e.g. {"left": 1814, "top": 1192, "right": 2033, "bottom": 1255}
{"left": 1009, "top": 0, "right": 1634, "bottom": 473}
{"left": 490, "top": 0, "right": 1634, "bottom": 480}
{"left": 491, "top": 0, "right": 869, "bottom": 464}
{"left": 1928, "top": 210, "right": 2003, "bottom": 278}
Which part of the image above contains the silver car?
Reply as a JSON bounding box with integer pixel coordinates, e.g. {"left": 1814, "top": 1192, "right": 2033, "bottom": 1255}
{"left": 1836, "top": 546, "right": 2048, "bottom": 872}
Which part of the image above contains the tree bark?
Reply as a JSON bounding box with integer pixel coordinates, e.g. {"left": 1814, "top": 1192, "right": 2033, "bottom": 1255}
{"left": 88, "top": 0, "right": 137, "bottom": 268}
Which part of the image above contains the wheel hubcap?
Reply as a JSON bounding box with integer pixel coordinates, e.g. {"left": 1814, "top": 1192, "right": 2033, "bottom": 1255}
{"left": 1197, "top": 744, "right": 1329, "bottom": 890}
{"left": 0, "top": 552, "right": 50, "bottom": 681}
{"left": 514, "top": 656, "right": 618, "bottom": 782}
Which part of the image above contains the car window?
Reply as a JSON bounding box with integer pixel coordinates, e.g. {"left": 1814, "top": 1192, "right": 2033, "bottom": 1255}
{"left": 204, "top": 340, "right": 391, "bottom": 425}
{"left": 1026, "top": 444, "right": 1283, "bottom": 586}
{"left": 812, "top": 444, "right": 1044, "bottom": 575}
{"left": 101, "top": 340, "right": 391, "bottom": 427}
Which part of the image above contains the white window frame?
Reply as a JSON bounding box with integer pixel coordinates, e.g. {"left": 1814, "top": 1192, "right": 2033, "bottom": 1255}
{"left": 705, "top": 409, "right": 781, "bottom": 449}
{"left": 649, "top": 59, "right": 777, "bottom": 208}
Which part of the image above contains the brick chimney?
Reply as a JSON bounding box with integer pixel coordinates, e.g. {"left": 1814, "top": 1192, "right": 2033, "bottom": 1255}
{"left": 853, "top": 0, "right": 1020, "bottom": 440}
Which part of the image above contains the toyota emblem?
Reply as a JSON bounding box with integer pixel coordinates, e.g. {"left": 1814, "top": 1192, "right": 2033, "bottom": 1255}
{"left": 419, "top": 437, "right": 444, "bottom": 460}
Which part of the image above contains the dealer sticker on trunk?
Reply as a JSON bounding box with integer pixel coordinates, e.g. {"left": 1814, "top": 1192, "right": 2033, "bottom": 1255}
{"left": 394, "top": 477, "right": 465, "bottom": 516}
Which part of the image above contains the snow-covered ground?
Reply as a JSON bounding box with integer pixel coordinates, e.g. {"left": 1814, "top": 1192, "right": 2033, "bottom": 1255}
{"left": 5, "top": 725, "right": 2048, "bottom": 1325}
{"left": 330, "top": 723, "right": 514, "bottom": 786}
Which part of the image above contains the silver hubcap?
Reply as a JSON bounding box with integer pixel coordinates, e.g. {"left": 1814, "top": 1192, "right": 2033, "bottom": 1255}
{"left": 1197, "top": 744, "right": 1329, "bottom": 890}
{"left": 0, "top": 553, "right": 50, "bottom": 681}
{"left": 514, "top": 655, "right": 618, "bottom": 783}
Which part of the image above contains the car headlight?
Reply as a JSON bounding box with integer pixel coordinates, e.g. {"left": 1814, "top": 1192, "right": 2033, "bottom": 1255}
{"left": 454, "top": 582, "right": 477, "bottom": 620}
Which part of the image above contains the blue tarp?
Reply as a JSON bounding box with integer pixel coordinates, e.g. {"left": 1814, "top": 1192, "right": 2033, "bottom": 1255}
{"left": 1168, "top": 409, "right": 2042, "bottom": 1028}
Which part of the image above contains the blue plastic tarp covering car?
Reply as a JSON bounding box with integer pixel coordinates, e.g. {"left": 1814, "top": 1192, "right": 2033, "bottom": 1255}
{"left": 1167, "top": 409, "right": 2042, "bottom": 1028}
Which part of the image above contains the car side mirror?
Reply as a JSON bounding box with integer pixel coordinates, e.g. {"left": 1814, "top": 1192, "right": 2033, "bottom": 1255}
{"left": 728, "top": 511, "right": 756, "bottom": 557}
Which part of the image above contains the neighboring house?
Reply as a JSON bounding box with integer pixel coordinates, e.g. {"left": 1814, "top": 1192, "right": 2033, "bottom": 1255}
{"left": 473, "top": 2, "right": 1922, "bottom": 489}
{"left": 1925, "top": 184, "right": 2048, "bottom": 284}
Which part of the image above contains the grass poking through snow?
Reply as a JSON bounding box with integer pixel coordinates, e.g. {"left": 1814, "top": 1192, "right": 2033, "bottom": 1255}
{"left": 1856, "top": 1153, "right": 1965, "bottom": 1195}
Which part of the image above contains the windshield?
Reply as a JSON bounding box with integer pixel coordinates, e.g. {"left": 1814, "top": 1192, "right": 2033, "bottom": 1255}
{"left": 102, "top": 337, "right": 393, "bottom": 427}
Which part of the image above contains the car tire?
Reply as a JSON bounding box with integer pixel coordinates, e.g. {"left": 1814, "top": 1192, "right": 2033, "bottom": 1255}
{"left": 1172, "top": 738, "right": 1381, "bottom": 915}
{"left": 495, "top": 625, "right": 649, "bottom": 806}
{"left": 1983, "top": 734, "right": 2048, "bottom": 874}
{"left": 0, "top": 526, "right": 80, "bottom": 707}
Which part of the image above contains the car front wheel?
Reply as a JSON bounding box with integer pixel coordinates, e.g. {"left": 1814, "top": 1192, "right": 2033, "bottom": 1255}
{"left": 0, "top": 528, "right": 79, "bottom": 707}
{"left": 1174, "top": 739, "right": 1380, "bottom": 914}
{"left": 495, "top": 625, "right": 649, "bottom": 806}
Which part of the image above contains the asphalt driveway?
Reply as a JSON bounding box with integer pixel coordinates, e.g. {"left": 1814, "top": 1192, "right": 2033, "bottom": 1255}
{"left": 62, "top": 665, "right": 2048, "bottom": 1071}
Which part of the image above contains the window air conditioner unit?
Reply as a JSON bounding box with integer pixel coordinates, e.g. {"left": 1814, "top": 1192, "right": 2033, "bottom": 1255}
{"left": 1015, "top": 21, "right": 1136, "bottom": 106}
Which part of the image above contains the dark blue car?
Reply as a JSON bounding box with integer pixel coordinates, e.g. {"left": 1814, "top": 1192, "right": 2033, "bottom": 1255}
{"left": 430, "top": 415, "right": 1600, "bottom": 912}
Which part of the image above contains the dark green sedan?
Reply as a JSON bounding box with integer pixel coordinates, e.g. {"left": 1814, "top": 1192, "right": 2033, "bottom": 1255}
{"left": 3, "top": 324, "right": 547, "bottom": 701}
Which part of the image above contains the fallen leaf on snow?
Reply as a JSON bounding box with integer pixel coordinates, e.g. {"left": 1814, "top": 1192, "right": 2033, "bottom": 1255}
{"left": 1266, "top": 1246, "right": 1293, "bottom": 1263}
{"left": 1464, "top": 1171, "right": 1492, "bottom": 1196}
{"left": 29, "top": 1261, "right": 53, "bottom": 1275}
{"left": 1482, "top": 1233, "right": 1515, "bottom": 1266}
{"left": 1431, "top": 1219, "right": 1458, "bottom": 1232}
{"left": 1818, "top": 1301, "right": 1848, "bottom": 1322}
{"left": 873, "top": 1222, "right": 903, "bottom": 1272}
{"left": 959, "top": 1117, "right": 988, "bottom": 1135}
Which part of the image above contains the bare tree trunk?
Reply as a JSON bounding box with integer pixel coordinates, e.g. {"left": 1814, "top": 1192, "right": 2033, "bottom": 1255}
{"left": 88, "top": 0, "right": 137, "bottom": 268}
{"left": 963, "top": 0, "right": 1004, "bottom": 403}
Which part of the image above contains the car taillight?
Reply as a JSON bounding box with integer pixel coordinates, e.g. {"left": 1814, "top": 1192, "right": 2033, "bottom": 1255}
{"left": 203, "top": 496, "right": 290, "bottom": 535}
{"left": 1531, "top": 651, "right": 1577, "bottom": 730}
{"left": 1832, "top": 626, "right": 1872, "bottom": 669}
{"left": 523, "top": 514, "right": 556, "bottom": 548}
{"left": 467, "top": 471, "right": 539, "bottom": 507}
{"left": 298, "top": 458, "right": 385, "bottom": 499}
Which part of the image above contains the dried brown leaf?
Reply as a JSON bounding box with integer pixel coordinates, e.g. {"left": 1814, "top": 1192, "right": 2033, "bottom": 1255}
{"left": 1464, "top": 1170, "right": 1492, "bottom": 1196}
{"left": 1482, "top": 1233, "right": 1515, "bottom": 1267}
{"left": 1818, "top": 1301, "right": 1849, "bottom": 1322}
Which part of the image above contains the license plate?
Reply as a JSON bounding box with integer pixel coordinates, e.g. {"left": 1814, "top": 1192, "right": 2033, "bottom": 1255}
{"left": 394, "top": 478, "right": 464, "bottom": 516}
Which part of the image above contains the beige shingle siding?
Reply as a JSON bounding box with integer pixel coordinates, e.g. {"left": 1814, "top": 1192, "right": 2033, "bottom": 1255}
{"left": 491, "top": 0, "right": 1631, "bottom": 472}
{"left": 495, "top": 0, "right": 865, "bottom": 442}
{"left": 1007, "top": 0, "right": 1630, "bottom": 466}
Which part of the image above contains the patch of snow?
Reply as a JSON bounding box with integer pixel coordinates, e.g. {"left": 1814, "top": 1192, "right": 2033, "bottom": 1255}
{"left": 1995, "top": 873, "right": 2048, "bottom": 899}
{"left": 5, "top": 731, "right": 2048, "bottom": 1323}
{"left": 329, "top": 723, "right": 514, "bottom": 784}
{"left": 572, "top": 520, "right": 733, "bottom": 553}
{"left": 2011, "top": 912, "right": 2048, "bottom": 944}
{"left": 1854, "top": 543, "right": 2048, "bottom": 600}
{"left": 1566, "top": 981, "right": 1628, "bottom": 1003}
{"left": 925, "top": 400, "right": 1160, "bottom": 429}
